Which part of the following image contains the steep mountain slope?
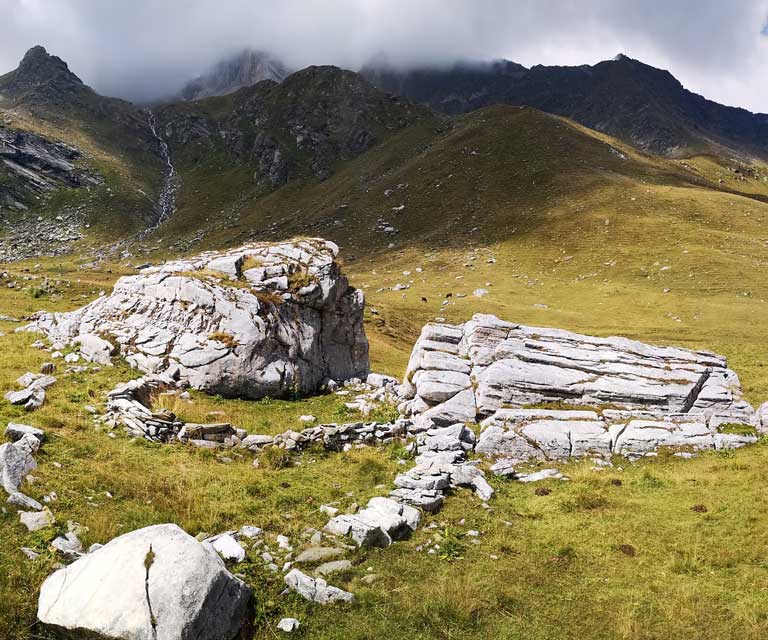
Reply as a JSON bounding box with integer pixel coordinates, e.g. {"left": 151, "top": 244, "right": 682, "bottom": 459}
{"left": 363, "top": 55, "right": 768, "bottom": 158}
{"left": 152, "top": 65, "right": 431, "bottom": 238}
{"left": 178, "top": 48, "right": 289, "bottom": 101}
{"left": 0, "top": 46, "right": 163, "bottom": 247}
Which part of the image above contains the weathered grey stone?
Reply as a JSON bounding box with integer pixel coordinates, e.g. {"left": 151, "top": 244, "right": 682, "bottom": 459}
{"left": 20, "top": 508, "right": 54, "bottom": 531}
{"left": 5, "top": 385, "right": 46, "bottom": 411}
{"left": 404, "top": 314, "right": 753, "bottom": 425}
{"left": 25, "top": 240, "right": 369, "bottom": 400}
{"left": 325, "top": 496, "right": 419, "bottom": 547}
{"left": 37, "top": 523, "right": 252, "bottom": 640}
{"left": 8, "top": 491, "right": 42, "bottom": 511}
{"left": 209, "top": 533, "right": 246, "bottom": 563}
{"left": 75, "top": 334, "right": 117, "bottom": 365}
{"left": 17, "top": 373, "right": 57, "bottom": 389}
{"left": 294, "top": 547, "right": 345, "bottom": 564}
{"left": 277, "top": 617, "right": 301, "bottom": 632}
{"left": 614, "top": 420, "right": 713, "bottom": 458}
{"left": 517, "top": 469, "right": 565, "bottom": 483}
{"left": 388, "top": 487, "right": 444, "bottom": 512}
{"left": 0, "top": 434, "right": 39, "bottom": 493}
{"left": 52, "top": 531, "right": 83, "bottom": 559}
{"left": 489, "top": 458, "right": 517, "bottom": 477}
{"left": 283, "top": 569, "right": 353, "bottom": 604}
{"left": 757, "top": 402, "right": 768, "bottom": 433}
{"left": 325, "top": 514, "right": 391, "bottom": 547}
{"left": 4, "top": 422, "right": 45, "bottom": 443}
{"left": 315, "top": 560, "right": 352, "bottom": 576}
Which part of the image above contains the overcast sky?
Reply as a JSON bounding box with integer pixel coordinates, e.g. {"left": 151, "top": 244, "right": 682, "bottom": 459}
{"left": 1, "top": 0, "right": 767, "bottom": 110}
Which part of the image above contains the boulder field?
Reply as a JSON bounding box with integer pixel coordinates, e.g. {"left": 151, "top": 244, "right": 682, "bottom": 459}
{"left": 25, "top": 239, "right": 369, "bottom": 399}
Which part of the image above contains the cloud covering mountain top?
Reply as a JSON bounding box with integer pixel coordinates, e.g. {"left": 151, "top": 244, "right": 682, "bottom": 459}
{"left": 1, "top": 0, "right": 767, "bottom": 110}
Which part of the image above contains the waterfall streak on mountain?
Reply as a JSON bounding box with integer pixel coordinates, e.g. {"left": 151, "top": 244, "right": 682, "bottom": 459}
{"left": 146, "top": 110, "right": 176, "bottom": 228}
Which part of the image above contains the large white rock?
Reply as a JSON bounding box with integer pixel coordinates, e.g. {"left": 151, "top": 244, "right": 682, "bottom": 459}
{"left": 37, "top": 523, "right": 252, "bottom": 640}
{"left": 25, "top": 239, "right": 369, "bottom": 399}
{"left": 405, "top": 314, "right": 753, "bottom": 427}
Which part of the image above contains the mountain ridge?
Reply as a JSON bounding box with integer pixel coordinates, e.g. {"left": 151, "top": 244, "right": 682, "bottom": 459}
{"left": 362, "top": 54, "right": 768, "bottom": 159}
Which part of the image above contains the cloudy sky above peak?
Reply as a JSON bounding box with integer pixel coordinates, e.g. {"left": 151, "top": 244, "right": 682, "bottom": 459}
{"left": 1, "top": 0, "right": 767, "bottom": 110}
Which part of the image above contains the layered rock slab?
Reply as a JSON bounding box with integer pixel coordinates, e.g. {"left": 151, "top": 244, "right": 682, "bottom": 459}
{"left": 401, "top": 314, "right": 753, "bottom": 428}
{"left": 26, "top": 239, "right": 369, "bottom": 399}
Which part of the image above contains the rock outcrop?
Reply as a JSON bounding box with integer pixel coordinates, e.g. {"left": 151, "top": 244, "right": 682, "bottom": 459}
{"left": 0, "top": 123, "right": 97, "bottom": 213}
{"left": 401, "top": 314, "right": 752, "bottom": 424}
{"left": 37, "top": 523, "right": 252, "bottom": 640}
{"left": 400, "top": 314, "right": 757, "bottom": 461}
{"left": 26, "top": 239, "right": 369, "bottom": 399}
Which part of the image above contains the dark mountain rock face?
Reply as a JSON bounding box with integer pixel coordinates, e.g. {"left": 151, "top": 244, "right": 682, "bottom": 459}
{"left": 158, "top": 65, "right": 429, "bottom": 189}
{"left": 363, "top": 55, "right": 768, "bottom": 157}
{"left": 0, "top": 124, "right": 98, "bottom": 211}
{"left": 0, "top": 46, "right": 84, "bottom": 96}
{"left": 0, "top": 46, "right": 154, "bottom": 148}
{"left": 179, "top": 49, "right": 290, "bottom": 101}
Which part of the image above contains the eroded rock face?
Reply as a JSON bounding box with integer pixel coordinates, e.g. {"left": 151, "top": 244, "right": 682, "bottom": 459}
{"left": 37, "top": 523, "right": 252, "bottom": 640}
{"left": 401, "top": 314, "right": 753, "bottom": 428}
{"left": 26, "top": 239, "right": 369, "bottom": 399}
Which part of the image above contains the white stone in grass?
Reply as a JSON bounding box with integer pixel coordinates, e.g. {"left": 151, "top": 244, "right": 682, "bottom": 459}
{"left": 517, "top": 469, "right": 565, "bottom": 483}
{"left": 20, "top": 508, "right": 54, "bottom": 531}
{"left": 37, "top": 523, "right": 252, "bottom": 640}
{"left": 210, "top": 534, "right": 246, "bottom": 563}
{"left": 277, "top": 618, "right": 300, "bottom": 632}
{"left": 284, "top": 569, "right": 353, "bottom": 604}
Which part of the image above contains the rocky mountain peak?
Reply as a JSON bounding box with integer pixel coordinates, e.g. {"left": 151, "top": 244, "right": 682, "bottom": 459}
{"left": 179, "top": 48, "right": 289, "bottom": 101}
{"left": 7, "top": 45, "right": 84, "bottom": 90}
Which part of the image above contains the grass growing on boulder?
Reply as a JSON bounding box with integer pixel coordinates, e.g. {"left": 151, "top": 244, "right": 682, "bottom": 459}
{"left": 208, "top": 331, "right": 238, "bottom": 349}
{"left": 717, "top": 423, "right": 759, "bottom": 437}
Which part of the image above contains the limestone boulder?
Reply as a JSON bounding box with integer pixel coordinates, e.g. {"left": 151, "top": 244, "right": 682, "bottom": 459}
{"left": 25, "top": 239, "right": 369, "bottom": 399}
{"left": 37, "top": 523, "right": 252, "bottom": 640}
{"left": 404, "top": 314, "right": 753, "bottom": 428}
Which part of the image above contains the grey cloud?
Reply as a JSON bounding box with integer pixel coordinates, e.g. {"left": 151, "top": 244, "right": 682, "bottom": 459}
{"left": 0, "top": 0, "right": 767, "bottom": 110}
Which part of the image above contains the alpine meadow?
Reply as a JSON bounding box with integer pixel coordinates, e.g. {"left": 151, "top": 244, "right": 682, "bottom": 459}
{"left": 3, "top": 4, "right": 768, "bottom": 639}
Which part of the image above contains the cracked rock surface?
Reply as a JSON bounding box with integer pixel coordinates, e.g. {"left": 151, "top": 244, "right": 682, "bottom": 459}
{"left": 37, "top": 523, "right": 252, "bottom": 640}
{"left": 401, "top": 314, "right": 752, "bottom": 426}
{"left": 25, "top": 238, "right": 369, "bottom": 399}
{"left": 400, "top": 314, "right": 758, "bottom": 462}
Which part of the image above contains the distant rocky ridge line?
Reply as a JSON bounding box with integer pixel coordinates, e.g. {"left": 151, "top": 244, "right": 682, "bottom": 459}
{"left": 361, "top": 54, "right": 768, "bottom": 158}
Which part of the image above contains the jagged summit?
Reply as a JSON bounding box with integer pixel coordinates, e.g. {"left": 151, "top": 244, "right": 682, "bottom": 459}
{"left": 178, "top": 48, "right": 290, "bottom": 101}
{"left": 0, "top": 45, "right": 84, "bottom": 96}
